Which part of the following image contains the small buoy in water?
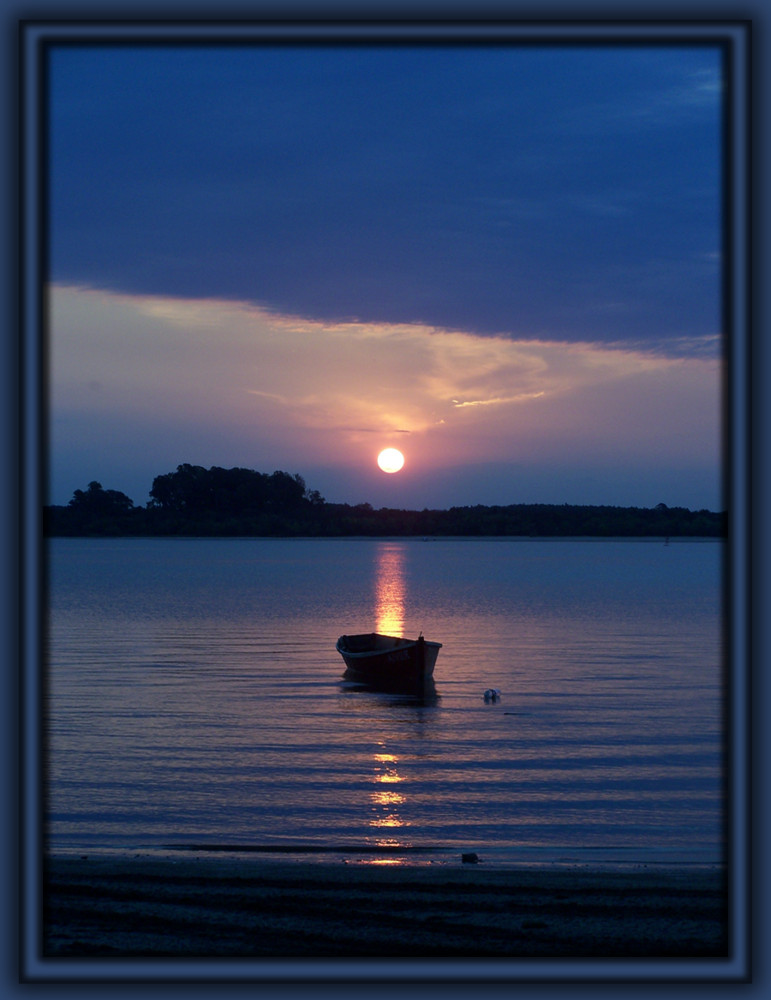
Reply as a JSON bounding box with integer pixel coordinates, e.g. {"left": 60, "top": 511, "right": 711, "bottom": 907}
{"left": 462, "top": 852, "right": 480, "bottom": 864}
{"left": 483, "top": 688, "right": 501, "bottom": 702}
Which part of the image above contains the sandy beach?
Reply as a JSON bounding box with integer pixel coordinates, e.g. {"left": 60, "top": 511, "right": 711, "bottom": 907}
{"left": 42, "top": 855, "right": 728, "bottom": 959}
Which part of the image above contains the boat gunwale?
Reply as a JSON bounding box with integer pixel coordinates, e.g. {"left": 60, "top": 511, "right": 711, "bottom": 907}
{"left": 336, "top": 633, "right": 442, "bottom": 659}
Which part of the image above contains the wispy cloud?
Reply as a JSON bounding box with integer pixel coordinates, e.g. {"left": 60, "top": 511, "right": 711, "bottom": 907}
{"left": 558, "top": 61, "right": 723, "bottom": 136}
{"left": 452, "top": 391, "right": 546, "bottom": 408}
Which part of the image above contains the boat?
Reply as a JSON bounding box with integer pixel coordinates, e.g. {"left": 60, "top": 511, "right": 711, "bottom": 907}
{"left": 336, "top": 632, "right": 441, "bottom": 690}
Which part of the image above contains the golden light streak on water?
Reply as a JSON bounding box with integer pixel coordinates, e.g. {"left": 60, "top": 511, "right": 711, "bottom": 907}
{"left": 375, "top": 543, "right": 406, "bottom": 636}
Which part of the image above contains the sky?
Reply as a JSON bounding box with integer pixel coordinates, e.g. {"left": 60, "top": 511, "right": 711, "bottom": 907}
{"left": 46, "top": 38, "right": 725, "bottom": 511}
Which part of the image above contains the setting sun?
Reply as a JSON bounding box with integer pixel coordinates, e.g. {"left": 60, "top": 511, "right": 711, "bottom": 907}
{"left": 377, "top": 448, "right": 405, "bottom": 474}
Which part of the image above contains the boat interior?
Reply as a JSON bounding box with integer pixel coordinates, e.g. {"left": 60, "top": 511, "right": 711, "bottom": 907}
{"left": 338, "top": 633, "right": 414, "bottom": 652}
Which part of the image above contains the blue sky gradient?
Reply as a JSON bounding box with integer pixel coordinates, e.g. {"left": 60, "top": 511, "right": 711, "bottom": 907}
{"left": 46, "top": 34, "right": 726, "bottom": 510}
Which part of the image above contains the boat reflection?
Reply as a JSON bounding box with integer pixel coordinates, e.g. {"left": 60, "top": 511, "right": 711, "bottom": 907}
{"left": 340, "top": 675, "right": 439, "bottom": 704}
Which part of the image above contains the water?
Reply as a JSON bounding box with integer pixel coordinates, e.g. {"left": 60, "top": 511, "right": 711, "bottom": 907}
{"left": 45, "top": 536, "right": 725, "bottom": 866}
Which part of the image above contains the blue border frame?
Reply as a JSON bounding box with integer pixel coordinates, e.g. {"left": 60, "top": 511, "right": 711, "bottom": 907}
{"left": 17, "top": 15, "right": 751, "bottom": 987}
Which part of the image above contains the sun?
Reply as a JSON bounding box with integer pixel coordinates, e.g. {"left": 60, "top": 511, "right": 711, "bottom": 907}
{"left": 377, "top": 448, "right": 405, "bottom": 474}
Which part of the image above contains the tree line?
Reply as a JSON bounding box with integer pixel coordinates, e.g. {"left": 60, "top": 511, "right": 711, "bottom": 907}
{"left": 43, "top": 463, "right": 726, "bottom": 538}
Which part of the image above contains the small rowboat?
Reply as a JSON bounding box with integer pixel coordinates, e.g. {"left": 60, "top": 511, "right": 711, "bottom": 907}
{"left": 336, "top": 632, "right": 441, "bottom": 690}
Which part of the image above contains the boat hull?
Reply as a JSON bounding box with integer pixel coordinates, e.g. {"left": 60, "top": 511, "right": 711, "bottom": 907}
{"left": 336, "top": 633, "right": 441, "bottom": 690}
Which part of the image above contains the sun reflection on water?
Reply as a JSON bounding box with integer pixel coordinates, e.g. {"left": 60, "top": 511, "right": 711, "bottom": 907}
{"left": 375, "top": 543, "right": 406, "bottom": 636}
{"left": 373, "top": 752, "right": 405, "bottom": 785}
{"left": 370, "top": 742, "right": 409, "bottom": 835}
{"left": 372, "top": 790, "right": 406, "bottom": 806}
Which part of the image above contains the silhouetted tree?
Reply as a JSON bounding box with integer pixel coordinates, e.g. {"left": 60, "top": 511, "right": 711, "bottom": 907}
{"left": 265, "top": 471, "right": 307, "bottom": 510}
{"left": 68, "top": 481, "right": 134, "bottom": 515}
{"left": 148, "top": 464, "right": 316, "bottom": 516}
{"left": 148, "top": 464, "right": 210, "bottom": 511}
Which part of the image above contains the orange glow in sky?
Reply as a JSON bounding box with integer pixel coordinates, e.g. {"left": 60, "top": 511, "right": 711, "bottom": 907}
{"left": 48, "top": 283, "right": 723, "bottom": 510}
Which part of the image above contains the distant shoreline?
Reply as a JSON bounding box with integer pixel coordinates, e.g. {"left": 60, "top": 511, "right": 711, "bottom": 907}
{"left": 46, "top": 470, "right": 726, "bottom": 538}
{"left": 43, "top": 499, "right": 726, "bottom": 539}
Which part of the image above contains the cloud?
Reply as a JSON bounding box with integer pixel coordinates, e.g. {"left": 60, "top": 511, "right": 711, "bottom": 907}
{"left": 555, "top": 56, "right": 723, "bottom": 136}
{"left": 451, "top": 391, "right": 546, "bottom": 408}
{"left": 48, "top": 283, "right": 721, "bottom": 508}
{"left": 48, "top": 45, "right": 722, "bottom": 347}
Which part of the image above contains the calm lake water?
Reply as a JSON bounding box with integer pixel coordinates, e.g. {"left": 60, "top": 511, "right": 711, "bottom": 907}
{"left": 45, "top": 537, "right": 725, "bottom": 866}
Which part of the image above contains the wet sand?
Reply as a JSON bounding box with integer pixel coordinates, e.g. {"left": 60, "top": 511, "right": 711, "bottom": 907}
{"left": 41, "top": 855, "right": 728, "bottom": 959}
